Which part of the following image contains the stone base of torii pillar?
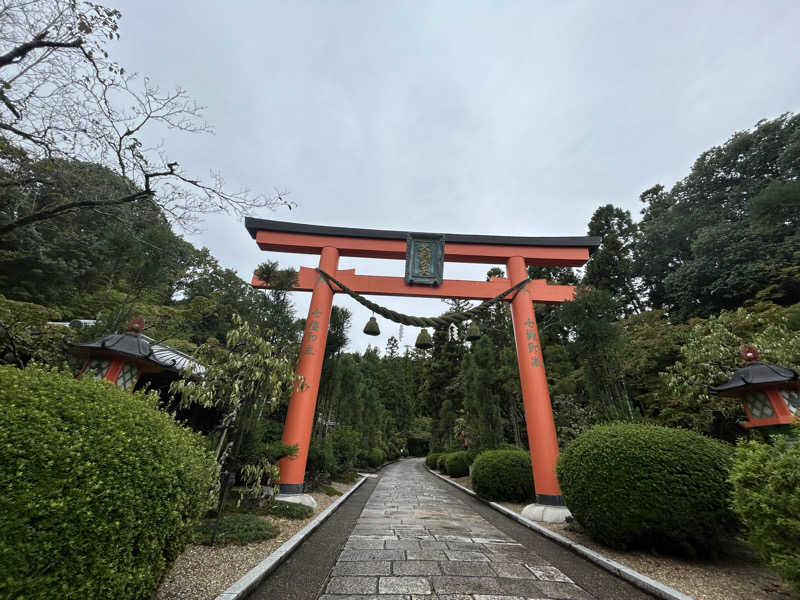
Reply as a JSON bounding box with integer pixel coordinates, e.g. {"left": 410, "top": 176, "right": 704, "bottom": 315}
{"left": 521, "top": 503, "right": 572, "bottom": 523}
{"left": 275, "top": 493, "right": 318, "bottom": 510}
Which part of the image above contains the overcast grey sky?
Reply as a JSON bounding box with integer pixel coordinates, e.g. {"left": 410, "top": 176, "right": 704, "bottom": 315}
{"left": 111, "top": 1, "right": 800, "bottom": 352}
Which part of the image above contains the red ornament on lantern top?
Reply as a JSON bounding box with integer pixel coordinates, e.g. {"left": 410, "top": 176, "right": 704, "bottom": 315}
{"left": 127, "top": 317, "right": 145, "bottom": 334}
{"left": 740, "top": 345, "right": 759, "bottom": 363}
{"left": 710, "top": 344, "right": 799, "bottom": 430}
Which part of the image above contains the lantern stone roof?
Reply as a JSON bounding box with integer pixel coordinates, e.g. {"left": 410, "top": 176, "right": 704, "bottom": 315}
{"left": 709, "top": 361, "right": 798, "bottom": 395}
{"left": 69, "top": 332, "right": 204, "bottom": 375}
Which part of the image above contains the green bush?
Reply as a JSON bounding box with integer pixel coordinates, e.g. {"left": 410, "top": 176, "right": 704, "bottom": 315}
{"left": 426, "top": 452, "right": 443, "bottom": 469}
{"left": 437, "top": 453, "right": 450, "bottom": 472}
{"left": 386, "top": 444, "right": 399, "bottom": 461}
{"left": 730, "top": 435, "right": 800, "bottom": 594}
{"left": 471, "top": 449, "right": 534, "bottom": 502}
{"left": 444, "top": 451, "right": 470, "bottom": 477}
{"left": 307, "top": 438, "right": 337, "bottom": 480}
{"left": 193, "top": 514, "right": 278, "bottom": 545}
{"left": 267, "top": 500, "right": 314, "bottom": 520}
{"left": 464, "top": 447, "right": 480, "bottom": 464}
{"left": 322, "top": 485, "right": 343, "bottom": 497}
{"left": 367, "top": 447, "right": 386, "bottom": 468}
{"left": 557, "top": 422, "right": 736, "bottom": 556}
{"left": 0, "top": 365, "right": 216, "bottom": 600}
{"left": 330, "top": 426, "right": 361, "bottom": 472}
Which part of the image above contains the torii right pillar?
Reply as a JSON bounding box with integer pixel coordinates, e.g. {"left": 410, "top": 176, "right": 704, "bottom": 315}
{"left": 507, "top": 256, "right": 567, "bottom": 519}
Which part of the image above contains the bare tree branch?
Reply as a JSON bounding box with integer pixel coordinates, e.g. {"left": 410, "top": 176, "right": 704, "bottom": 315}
{"left": 0, "top": 29, "right": 82, "bottom": 69}
{"left": 0, "top": 0, "right": 292, "bottom": 238}
{"left": 0, "top": 189, "right": 152, "bottom": 234}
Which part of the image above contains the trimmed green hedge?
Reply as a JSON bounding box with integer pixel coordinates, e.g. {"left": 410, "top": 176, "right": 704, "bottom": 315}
{"left": 367, "top": 447, "right": 386, "bottom": 468}
{"left": 426, "top": 452, "right": 442, "bottom": 469}
{"left": 444, "top": 451, "right": 470, "bottom": 477}
{"left": 557, "top": 422, "right": 736, "bottom": 556}
{"left": 471, "top": 449, "right": 534, "bottom": 502}
{"left": 730, "top": 435, "right": 800, "bottom": 594}
{"left": 436, "top": 453, "right": 450, "bottom": 472}
{"left": 0, "top": 365, "right": 216, "bottom": 599}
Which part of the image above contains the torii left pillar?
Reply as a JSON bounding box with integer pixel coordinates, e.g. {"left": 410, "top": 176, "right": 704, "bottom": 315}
{"left": 277, "top": 246, "right": 339, "bottom": 499}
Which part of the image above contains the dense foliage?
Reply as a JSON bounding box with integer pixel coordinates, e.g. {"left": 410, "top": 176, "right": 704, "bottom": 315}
{"left": 171, "top": 316, "right": 297, "bottom": 506}
{"left": 471, "top": 449, "right": 534, "bottom": 502}
{"left": 557, "top": 423, "right": 736, "bottom": 556}
{"left": 730, "top": 435, "right": 800, "bottom": 594}
{"left": 652, "top": 303, "right": 800, "bottom": 439}
{"left": 635, "top": 115, "right": 800, "bottom": 318}
{"left": 367, "top": 447, "right": 387, "bottom": 468}
{"left": 0, "top": 365, "right": 216, "bottom": 599}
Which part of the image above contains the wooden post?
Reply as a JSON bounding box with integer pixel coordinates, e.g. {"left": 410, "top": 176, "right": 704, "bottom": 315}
{"left": 507, "top": 255, "right": 563, "bottom": 505}
{"left": 278, "top": 246, "right": 340, "bottom": 493}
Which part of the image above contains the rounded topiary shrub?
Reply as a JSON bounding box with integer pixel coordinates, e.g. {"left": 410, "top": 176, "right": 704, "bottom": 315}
{"left": 444, "top": 451, "right": 470, "bottom": 477}
{"left": 557, "top": 422, "right": 736, "bottom": 556}
{"left": 367, "top": 447, "right": 386, "bottom": 468}
{"left": 0, "top": 365, "right": 216, "bottom": 600}
{"left": 471, "top": 449, "right": 534, "bottom": 502}
{"left": 426, "top": 452, "right": 442, "bottom": 469}
{"left": 730, "top": 435, "right": 800, "bottom": 594}
{"left": 437, "top": 453, "right": 450, "bottom": 472}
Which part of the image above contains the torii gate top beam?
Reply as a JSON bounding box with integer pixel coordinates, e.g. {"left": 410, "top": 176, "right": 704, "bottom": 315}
{"left": 246, "top": 218, "right": 600, "bottom": 267}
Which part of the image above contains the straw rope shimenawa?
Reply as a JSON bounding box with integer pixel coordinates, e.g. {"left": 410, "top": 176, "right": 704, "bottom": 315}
{"left": 315, "top": 267, "right": 531, "bottom": 329}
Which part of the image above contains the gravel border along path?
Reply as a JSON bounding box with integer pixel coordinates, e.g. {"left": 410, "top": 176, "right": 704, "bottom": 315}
{"left": 443, "top": 474, "right": 793, "bottom": 600}
{"left": 156, "top": 481, "right": 355, "bottom": 600}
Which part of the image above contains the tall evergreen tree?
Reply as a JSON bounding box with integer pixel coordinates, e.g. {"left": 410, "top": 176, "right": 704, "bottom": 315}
{"left": 583, "top": 204, "right": 642, "bottom": 314}
{"left": 558, "top": 287, "right": 637, "bottom": 422}
{"left": 463, "top": 336, "right": 504, "bottom": 450}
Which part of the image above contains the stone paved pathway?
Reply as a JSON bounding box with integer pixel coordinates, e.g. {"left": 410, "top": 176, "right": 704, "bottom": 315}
{"left": 319, "top": 459, "right": 594, "bottom": 599}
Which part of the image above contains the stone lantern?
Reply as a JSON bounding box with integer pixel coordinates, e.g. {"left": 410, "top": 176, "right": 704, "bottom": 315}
{"left": 709, "top": 346, "right": 799, "bottom": 432}
{"left": 68, "top": 318, "right": 203, "bottom": 392}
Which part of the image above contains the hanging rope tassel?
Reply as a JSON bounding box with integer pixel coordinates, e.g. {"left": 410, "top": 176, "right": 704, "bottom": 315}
{"left": 315, "top": 268, "right": 530, "bottom": 328}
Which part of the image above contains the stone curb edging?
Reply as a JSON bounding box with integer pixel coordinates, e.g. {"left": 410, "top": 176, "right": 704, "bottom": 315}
{"left": 424, "top": 465, "right": 693, "bottom": 600}
{"left": 214, "top": 475, "right": 368, "bottom": 600}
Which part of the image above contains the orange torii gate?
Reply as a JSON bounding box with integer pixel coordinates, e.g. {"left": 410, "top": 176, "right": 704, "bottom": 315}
{"left": 246, "top": 218, "right": 599, "bottom": 509}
